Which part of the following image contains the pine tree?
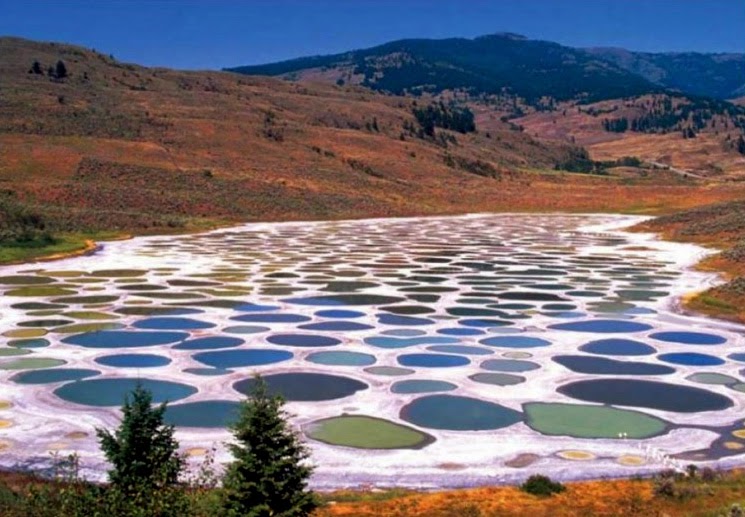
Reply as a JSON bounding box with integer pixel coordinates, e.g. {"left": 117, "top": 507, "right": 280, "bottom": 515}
{"left": 96, "top": 383, "right": 183, "bottom": 495}
{"left": 737, "top": 135, "right": 745, "bottom": 156}
{"left": 28, "top": 60, "right": 43, "bottom": 75}
{"left": 222, "top": 376, "right": 319, "bottom": 516}
{"left": 55, "top": 60, "right": 68, "bottom": 79}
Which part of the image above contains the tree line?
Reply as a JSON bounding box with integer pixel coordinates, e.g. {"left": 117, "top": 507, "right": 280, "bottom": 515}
{"left": 410, "top": 101, "right": 476, "bottom": 137}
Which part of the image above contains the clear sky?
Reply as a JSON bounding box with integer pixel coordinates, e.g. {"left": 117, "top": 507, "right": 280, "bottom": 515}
{"left": 1, "top": 0, "right": 743, "bottom": 70}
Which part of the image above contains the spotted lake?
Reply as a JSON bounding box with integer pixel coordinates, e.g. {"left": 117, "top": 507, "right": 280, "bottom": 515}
{"left": 1, "top": 214, "right": 744, "bottom": 487}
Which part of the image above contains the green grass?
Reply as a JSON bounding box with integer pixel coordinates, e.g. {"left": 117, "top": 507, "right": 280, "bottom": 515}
{"left": 0, "top": 231, "right": 115, "bottom": 264}
{"left": 696, "top": 295, "right": 737, "bottom": 313}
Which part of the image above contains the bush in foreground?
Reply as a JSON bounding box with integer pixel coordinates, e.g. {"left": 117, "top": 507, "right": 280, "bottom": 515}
{"left": 520, "top": 474, "right": 566, "bottom": 497}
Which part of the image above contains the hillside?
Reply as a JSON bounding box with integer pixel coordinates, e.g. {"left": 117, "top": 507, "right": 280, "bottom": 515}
{"left": 514, "top": 94, "right": 745, "bottom": 177}
{"left": 227, "top": 33, "right": 745, "bottom": 103}
{"left": 3, "top": 37, "right": 741, "bottom": 237}
{"left": 585, "top": 47, "right": 745, "bottom": 100}
{"left": 227, "top": 33, "right": 745, "bottom": 177}
{"left": 227, "top": 33, "right": 662, "bottom": 103}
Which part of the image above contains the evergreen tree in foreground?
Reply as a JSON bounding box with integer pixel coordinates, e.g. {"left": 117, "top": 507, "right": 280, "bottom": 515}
{"left": 96, "top": 383, "right": 183, "bottom": 494}
{"left": 222, "top": 376, "right": 319, "bottom": 517}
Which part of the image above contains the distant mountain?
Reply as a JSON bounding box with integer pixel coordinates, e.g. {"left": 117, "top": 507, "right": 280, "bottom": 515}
{"left": 226, "top": 33, "right": 663, "bottom": 104}
{"left": 227, "top": 33, "right": 745, "bottom": 103}
{"left": 585, "top": 48, "right": 745, "bottom": 99}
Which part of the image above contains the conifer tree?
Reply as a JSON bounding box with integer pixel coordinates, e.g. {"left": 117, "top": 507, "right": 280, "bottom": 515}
{"left": 222, "top": 376, "right": 319, "bottom": 516}
{"left": 96, "top": 383, "right": 183, "bottom": 494}
{"left": 737, "top": 135, "right": 745, "bottom": 156}
{"left": 55, "top": 60, "right": 68, "bottom": 79}
{"left": 29, "top": 60, "right": 43, "bottom": 75}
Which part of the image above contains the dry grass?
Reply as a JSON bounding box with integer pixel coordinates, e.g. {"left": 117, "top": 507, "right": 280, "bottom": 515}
{"left": 318, "top": 471, "right": 745, "bottom": 517}
{"left": 2, "top": 36, "right": 744, "bottom": 239}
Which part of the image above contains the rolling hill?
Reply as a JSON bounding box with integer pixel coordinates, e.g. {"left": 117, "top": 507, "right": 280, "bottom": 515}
{"left": 227, "top": 33, "right": 663, "bottom": 103}
{"left": 585, "top": 47, "right": 745, "bottom": 99}
{"left": 227, "top": 33, "right": 745, "bottom": 102}
{"left": 0, "top": 35, "right": 742, "bottom": 256}
{"left": 227, "top": 33, "right": 745, "bottom": 177}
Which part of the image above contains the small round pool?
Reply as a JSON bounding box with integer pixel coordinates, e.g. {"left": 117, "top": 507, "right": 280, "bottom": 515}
{"left": 95, "top": 354, "right": 172, "bottom": 368}
{"left": 234, "top": 372, "right": 367, "bottom": 401}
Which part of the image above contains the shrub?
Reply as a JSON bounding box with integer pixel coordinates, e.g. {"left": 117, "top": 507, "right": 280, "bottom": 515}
{"left": 520, "top": 474, "right": 566, "bottom": 497}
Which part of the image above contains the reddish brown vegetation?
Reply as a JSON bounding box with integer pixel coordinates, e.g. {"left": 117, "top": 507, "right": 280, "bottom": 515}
{"left": 2, "top": 37, "right": 743, "bottom": 238}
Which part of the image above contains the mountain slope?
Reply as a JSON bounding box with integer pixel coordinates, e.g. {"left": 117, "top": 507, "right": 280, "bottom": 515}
{"left": 585, "top": 48, "right": 745, "bottom": 99}
{"left": 227, "top": 33, "right": 663, "bottom": 103}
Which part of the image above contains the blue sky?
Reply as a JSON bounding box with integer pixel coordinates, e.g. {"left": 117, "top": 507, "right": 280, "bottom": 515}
{"left": 1, "top": 0, "right": 743, "bottom": 70}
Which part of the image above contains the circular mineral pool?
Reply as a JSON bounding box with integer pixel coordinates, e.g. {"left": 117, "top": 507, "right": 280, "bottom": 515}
{"left": 95, "top": 354, "right": 172, "bottom": 368}
{"left": 552, "top": 355, "right": 674, "bottom": 375}
{"left": 234, "top": 303, "right": 281, "bottom": 312}
{"left": 458, "top": 319, "right": 512, "bottom": 328}
{"left": 9, "top": 339, "right": 50, "bottom": 349}
{"left": 306, "top": 415, "right": 434, "bottom": 449}
{"left": 650, "top": 331, "right": 727, "bottom": 345}
{"left": 469, "top": 373, "right": 525, "bottom": 386}
{"left": 437, "top": 328, "right": 486, "bottom": 336}
{"left": 285, "top": 294, "right": 405, "bottom": 306}
{"left": 0, "top": 358, "right": 66, "bottom": 370}
{"left": 557, "top": 379, "right": 733, "bottom": 412}
{"left": 401, "top": 395, "right": 522, "bottom": 431}
{"left": 116, "top": 307, "right": 203, "bottom": 317}
{"left": 365, "top": 336, "right": 458, "bottom": 349}
{"left": 658, "top": 353, "right": 725, "bottom": 366}
{"left": 54, "top": 378, "right": 197, "bottom": 406}
{"left": 183, "top": 368, "right": 232, "bottom": 376}
{"left": 133, "top": 317, "right": 216, "bottom": 330}
{"left": 231, "top": 313, "right": 311, "bottom": 324}
{"left": 579, "top": 339, "right": 656, "bottom": 356}
{"left": 426, "top": 345, "right": 493, "bottom": 356}
{"left": 222, "top": 326, "right": 270, "bottom": 334}
{"left": 164, "top": 400, "right": 241, "bottom": 428}
{"left": 480, "top": 359, "right": 540, "bottom": 372}
{"left": 172, "top": 336, "right": 245, "bottom": 350}
{"left": 523, "top": 402, "right": 667, "bottom": 439}
{"left": 62, "top": 330, "right": 189, "bottom": 348}
{"left": 381, "top": 329, "right": 428, "bottom": 337}
{"left": 686, "top": 372, "right": 738, "bottom": 385}
{"left": 549, "top": 320, "right": 653, "bottom": 333}
{"left": 314, "top": 310, "right": 366, "bottom": 319}
{"left": 193, "top": 349, "right": 293, "bottom": 368}
{"left": 377, "top": 314, "right": 434, "bottom": 326}
{"left": 363, "top": 366, "right": 414, "bottom": 376}
{"left": 391, "top": 380, "right": 458, "bottom": 394}
{"left": 234, "top": 372, "right": 367, "bottom": 401}
{"left": 298, "top": 321, "right": 374, "bottom": 332}
{"left": 305, "top": 351, "right": 376, "bottom": 366}
{"left": 266, "top": 334, "right": 341, "bottom": 347}
{"left": 729, "top": 353, "right": 745, "bottom": 363}
{"left": 12, "top": 368, "right": 100, "bottom": 385}
{"left": 397, "top": 354, "right": 470, "bottom": 368}
{"left": 479, "top": 336, "right": 551, "bottom": 348}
